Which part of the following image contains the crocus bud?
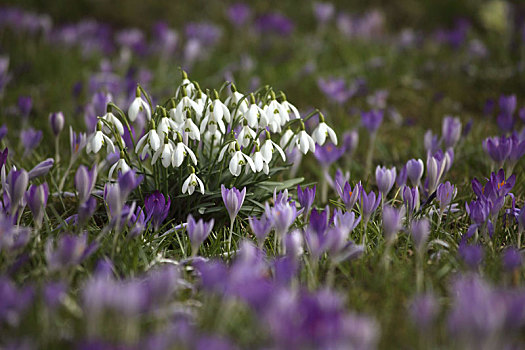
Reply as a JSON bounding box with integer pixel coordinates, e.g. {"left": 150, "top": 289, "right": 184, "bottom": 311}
{"left": 375, "top": 166, "right": 396, "bottom": 197}
{"left": 25, "top": 183, "right": 49, "bottom": 229}
{"left": 8, "top": 168, "right": 28, "bottom": 213}
{"left": 187, "top": 214, "right": 214, "bottom": 256}
{"left": 75, "top": 165, "right": 97, "bottom": 204}
{"left": 441, "top": 116, "right": 461, "bottom": 149}
{"left": 411, "top": 218, "right": 430, "bottom": 254}
{"left": 78, "top": 196, "right": 97, "bottom": 226}
{"left": 406, "top": 159, "right": 424, "bottom": 187}
{"left": 28, "top": 158, "right": 54, "bottom": 180}
{"left": 49, "top": 112, "right": 65, "bottom": 136}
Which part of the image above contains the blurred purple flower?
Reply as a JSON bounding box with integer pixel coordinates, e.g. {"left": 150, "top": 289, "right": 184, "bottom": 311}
{"left": 144, "top": 191, "right": 171, "bottom": 231}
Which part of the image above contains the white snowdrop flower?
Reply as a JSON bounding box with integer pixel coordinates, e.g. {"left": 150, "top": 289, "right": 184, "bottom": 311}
{"left": 108, "top": 158, "right": 130, "bottom": 179}
{"left": 172, "top": 96, "right": 200, "bottom": 125}
{"left": 202, "top": 129, "right": 222, "bottom": 148}
{"left": 172, "top": 138, "right": 198, "bottom": 167}
{"left": 152, "top": 141, "right": 175, "bottom": 168}
{"left": 260, "top": 135, "right": 286, "bottom": 163}
{"left": 252, "top": 150, "right": 265, "bottom": 173}
{"left": 312, "top": 115, "right": 338, "bottom": 146}
{"left": 237, "top": 124, "right": 256, "bottom": 148}
{"left": 86, "top": 124, "right": 116, "bottom": 154}
{"left": 294, "top": 130, "right": 316, "bottom": 154}
{"left": 200, "top": 105, "right": 226, "bottom": 134}
{"left": 263, "top": 99, "right": 286, "bottom": 132}
{"left": 101, "top": 112, "right": 124, "bottom": 135}
{"left": 193, "top": 91, "right": 208, "bottom": 121}
{"left": 128, "top": 96, "right": 151, "bottom": 122}
{"left": 229, "top": 150, "right": 256, "bottom": 176}
{"left": 157, "top": 117, "right": 178, "bottom": 140}
{"left": 210, "top": 97, "right": 231, "bottom": 124}
{"left": 135, "top": 129, "right": 161, "bottom": 158}
{"left": 280, "top": 129, "right": 295, "bottom": 149}
{"left": 244, "top": 103, "right": 265, "bottom": 128}
{"left": 281, "top": 100, "right": 301, "bottom": 120}
{"left": 226, "top": 90, "right": 249, "bottom": 119}
{"left": 218, "top": 141, "right": 238, "bottom": 162}
{"left": 182, "top": 172, "right": 204, "bottom": 195}
{"left": 181, "top": 118, "right": 200, "bottom": 141}
{"left": 177, "top": 76, "right": 196, "bottom": 98}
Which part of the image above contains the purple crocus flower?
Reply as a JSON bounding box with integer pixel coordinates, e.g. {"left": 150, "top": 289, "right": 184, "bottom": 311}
{"left": 337, "top": 181, "right": 360, "bottom": 211}
{"left": 497, "top": 94, "right": 517, "bottom": 132}
{"left": 43, "top": 282, "right": 66, "bottom": 310}
{"left": 359, "top": 188, "right": 381, "bottom": 223}
{"left": 458, "top": 240, "right": 484, "bottom": 268}
{"left": 425, "top": 150, "right": 449, "bottom": 195}
{"left": 436, "top": 181, "right": 456, "bottom": 215}
{"left": 221, "top": 185, "right": 246, "bottom": 225}
{"left": 441, "top": 116, "right": 462, "bottom": 149}
{"left": 402, "top": 185, "right": 420, "bottom": 215}
{"left": 7, "top": 168, "right": 28, "bottom": 214}
{"left": 0, "top": 125, "right": 7, "bottom": 142}
{"left": 342, "top": 130, "right": 359, "bottom": 155}
{"left": 69, "top": 127, "right": 87, "bottom": 160}
{"left": 314, "top": 143, "right": 345, "bottom": 167}
{"left": 227, "top": 3, "right": 251, "bottom": 27}
{"left": 28, "top": 158, "right": 54, "bottom": 180}
{"left": 255, "top": 12, "right": 294, "bottom": 36}
{"left": 375, "top": 165, "right": 396, "bottom": 197}
{"left": 424, "top": 130, "right": 440, "bottom": 155}
{"left": 78, "top": 196, "right": 97, "bottom": 226}
{"left": 409, "top": 293, "right": 438, "bottom": 332}
{"left": 18, "top": 96, "right": 32, "bottom": 117}
{"left": 187, "top": 214, "right": 214, "bottom": 256}
{"left": 382, "top": 205, "right": 404, "bottom": 243}
{"left": 503, "top": 247, "right": 522, "bottom": 271}
{"left": 249, "top": 215, "right": 272, "bottom": 247}
{"left": 333, "top": 209, "right": 361, "bottom": 237}
{"left": 20, "top": 128, "right": 42, "bottom": 156}
{"left": 361, "top": 110, "right": 383, "bottom": 134}
{"left": 117, "top": 169, "right": 143, "bottom": 199}
{"left": 406, "top": 158, "right": 424, "bottom": 187}
{"left": 317, "top": 77, "right": 353, "bottom": 104}
{"left": 297, "top": 185, "right": 316, "bottom": 215}
{"left": 411, "top": 218, "right": 430, "bottom": 254}
{"left": 25, "top": 183, "right": 49, "bottom": 229}
{"left": 396, "top": 164, "right": 407, "bottom": 187}
{"left": 313, "top": 2, "right": 335, "bottom": 24}
{"left": 268, "top": 201, "right": 298, "bottom": 238}
{"left": 49, "top": 112, "right": 65, "bottom": 136}
{"left": 483, "top": 135, "right": 512, "bottom": 166}
{"left": 144, "top": 191, "right": 171, "bottom": 231}
{"left": 46, "top": 232, "right": 98, "bottom": 270}
{"left": 0, "top": 148, "right": 7, "bottom": 169}
{"left": 75, "top": 165, "right": 97, "bottom": 204}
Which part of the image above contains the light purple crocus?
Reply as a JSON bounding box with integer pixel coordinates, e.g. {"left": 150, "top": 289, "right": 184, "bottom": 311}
{"left": 402, "top": 185, "right": 420, "bottom": 216}
{"left": 249, "top": 215, "right": 272, "bottom": 247}
{"left": 187, "top": 214, "right": 214, "bottom": 256}
{"left": 313, "top": 2, "right": 335, "bottom": 24}
{"left": 28, "top": 158, "right": 54, "bottom": 180}
{"left": 297, "top": 185, "right": 316, "bottom": 216}
{"left": 49, "top": 112, "right": 65, "bottom": 136}
{"left": 382, "top": 205, "right": 404, "bottom": 243}
{"left": 18, "top": 96, "right": 32, "bottom": 117}
{"left": 25, "top": 183, "right": 49, "bottom": 229}
{"left": 221, "top": 185, "right": 246, "bottom": 225}
{"left": 7, "top": 168, "right": 28, "bottom": 214}
{"left": 46, "top": 232, "right": 98, "bottom": 270}
{"left": 436, "top": 181, "right": 456, "bottom": 215}
{"left": 441, "top": 116, "right": 462, "bottom": 149}
{"left": 337, "top": 181, "right": 360, "bottom": 211}
{"left": 75, "top": 165, "right": 97, "bottom": 204}
{"left": 375, "top": 165, "right": 396, "bottom": 198}
{"left": 361, "top": 110, "right": 383, "bottom": 134}
{"left": 20, "top": 128, "right": 42, "bottom": 157}
{"left": 411, "top": 218, "right": 430, "bottom": 254}
{"left": 144, "top": 191, "right": 171, "bottom": 231}
{"left": 227, "top": 3, "right": 251, "bottom": 27}
{"left": 359, "top": 188, "right": 381, "bottom": 224}
{"left": 406, "top": 158, "right": 424, "bottom": 187}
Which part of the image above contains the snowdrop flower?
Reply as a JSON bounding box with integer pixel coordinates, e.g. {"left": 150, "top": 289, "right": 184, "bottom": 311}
{"left": 280, "top": 128, "right": 295, "bottom": 149}
{"left": 128, "top": 94, "right": 151, "bottom": 122}
{"left": 263, "top": 100, "right": 285, "bottom": 132}
{"left": 294, "top": 129, "right": 316, "bottom": 154}
{"left": 172, "top": 95, "right": 200, "bottom": 124}
{"left": 152, "top": 140, "right": 175, "bottom": 168}
{"left": 176, "top": 72, "right": 196, "bottom": 98}
{"left": 157, "top": 117, "right": 178, "bottom": 140}
{"left": 237, "top": 123, "right": 256, "bottom": 147}
{"left": 101, "top": 112, "right": 124, "bottom": 135}
{"left": 181, "top": 118, "right": 200, "bottom": 141}
{"left": 244, "top": 97, "right": 266, "bottom": 128}
{"left": 200, "top": 96, "right": 228, "bottom": 134}
{"left": 172, "top": 134, "right": 198, "bottom": 167}
{"left": 260, "top": 131, "right": 286, "bottom": 163}
{"left": 312, "top": 113, "right": 337, "bottom": 146}
{"left": 135, "top": 128, "right": 161, "bottom": 158}
{"left": 182, "top": 170, "right": 205, "bottom": 195}
{"left": 225, "top": 87, "right": 249, "bottom": 119}
{"left": 218, "top": 140, "right": 238, "bottom": 162}
{"left": 251, "top": 146, "right": 266, "bottom": 173}
{"left": 227, "top": 147, "right": 256, "bottom": 176}
{"left": 86, "top": 123, "right": 116, "bottom": 154}
{"left": 280, "top": 93, "right": 301, "bottom": 120}
{"left": 108, "top": 158, "right": 130, "bottom": 179}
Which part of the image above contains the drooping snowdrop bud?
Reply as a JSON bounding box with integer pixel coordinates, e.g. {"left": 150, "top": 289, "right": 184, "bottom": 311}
{"left": 172, "top": 95, "right": 200, "bottom": 125}
{"left": 49, "top": 112, "right": 65, "bottom": 136}
{"left": 86, "top": 122, "right": 116, "bottom": 154}
{"left": 264, "top": 94, "right": 286, "bottom": 131}
{"left": 293, "top": 124, "right": 315, "bottom": 155}
{"left": 406, "top": 158, "right": 424, "bottom": 188}
{"left": 128, "top": 88, "right": 151, "bottom": 122}
{"left": 210, "top": 90, "right": 231, "bottom": 123}
{"left": 172, "top": 133, "right": 197, "bottom": 167}
{"left": 251, "top": 145, "right": 265, "bottom": 173}
{"left": 152, "top": 138, "right": 175, "bottom": 168}
{"left": 135, "top": 127, "right": 161, "bottom": 159}
{"left": 182, "top": 167, "right": 205, "bottom": 195}
{"left": 244, "top": 95, "right": 265, "bottom": 128}
{"left": 101, "top": 111, "right": 124, "bottom": 135}
{"left": 200, "top": 94, "right": 227, "bottom": 134}
{"left": 229, "top": 148, "right": 256, "bottom": 176}
{"left": 157, "top": 117, "right": 177, "bottom": 140}
{"left": 237, "top": 122, "right": 256, "bottom": 148}
{"left": 225, "top": 84, "right": 249, "bottom": 119}
{"left": 261, "top": 131, "right": 286, "bottom": 163}
{"left": 181, "top": 118, "right": 200, "bottom": 141}
{"left": 176, "top": 70, "right": 196, "bottom": 98}
{"left": 280, "top": 128, "right": 295, "bottom": 150}
{"left": 312, "top": 113, "right": 338, "bottom": 146}
{"left": 108, "top": 157, "right": 131, "bottom": 179}
{"left": 279, "top": 92, "right": 301, "bottom": 120}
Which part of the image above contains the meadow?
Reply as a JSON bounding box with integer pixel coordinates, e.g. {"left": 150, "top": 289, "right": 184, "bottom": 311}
{"left": 0, "top": 1, "right": 525, "bottom": 349}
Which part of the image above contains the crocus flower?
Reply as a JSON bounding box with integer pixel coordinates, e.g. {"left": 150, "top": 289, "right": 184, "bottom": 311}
{"left": 502, "top": 247, "right": 522, "bottom": 271}
{"left": 20, "top": 128, "right": 42, "bottom": 156}
{"left": 411, "top": 218, "right": 430, "bottom": 254}
{"left": 313, "top": 2, "right": 335, "bottom": 24}
{"left": 314, "top": 143, "right": 344, "bottom": 167}
{"left": 483, "top": 135, "right": 512, "bottom": 167}
{"left": 425, "top": 151, "right": 449, "bottom": 195}
{"left": 337, "top": 181, "right": 360, "bottom": 211}
{"left": 458, "top": 240, "right": 484, "bottom": 268}
{"left": 402, "top": 186, "right": 420, "bottom": 216}
{"left": 375, "top": 165, "right": 396, "bottom": 198}
{"left": 424, "top": 130, "right": 440, "bottom": 155}
{"left": 361, "top": 110, "right": 383, "bottom": 134}
{"left": 227, "top": 3, "right": 251, "bottom": 27}
{"left": 268, "top": 201, "right": 298, "bottom": 240}
{"left": 436, "top": 181, "right": 456, "bottom": 215}
{"left": 406, "top": 158, "right": 424, "bottom": 187}
{"left": 117, "top": 169, "right": 143, "bottom": 199}
{"left": 46, "top": 232, "right": 98, "bottom": 270}
{"left": 7, "top": 168, "right": 28, "bottom": 214}
{"left": 441, "top": 116, "right": 462, "bottom": 149}
{"left": 49, "top": 112, "right": 65, "bottom": 136}
{"left": 342, "top": 130, "right": 359, "bottom": 155}
{"left": 297, "top": 185, "right": 316, "bottom": 215}
{"left": 409, "top": 293, "right": 438, "bottom": 332}
{"left": 75, "top": 165, "right": 97, "bottom": 204}
{"left": 187, "top": 214, "right": 214, "bottom": 256}
{"left": 144, "top": 191, "right": 171, "bottom": 231}
{"left": 382, "top": 205, "right": 404, "bottom": 243}
{"left": 25, "top": 183, "right": 49, "bottom": 229}
{"left": 69, "top": 127, "right": 87, "bottom": 160}
{"left": 18, "top": 95, "right": 32, "bottom": 117}
{"left": 0, "top": 148, "right": 7, "bottom": 169}
{"left": 78, "top": 196, "right": 97, "bottom": 226}
{"left": 249, "top": 215, "right": 272, "bottom": 247}
{"left": 333, "top": 209, "right": 361, "bottom": 237}
{"left": 28, "top": 158, "right": 54, "bottom": 180}
{"left": 359, "top": 188, "right": 381, "bottom": 223}
{"left": 221, "top": 185, "right": 246, "bottom": 225}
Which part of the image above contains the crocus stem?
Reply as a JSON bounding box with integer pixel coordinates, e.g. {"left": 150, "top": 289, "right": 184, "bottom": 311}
{"left": 228, "top": 220, "right": 234, "bottom": 256}
{"left": 518, "top": 229, "right": 522, "bottom": 249}
{"left": 54, "top": 137, "right": 60, "bottom": 164}
{"left": 416, "top": 253, "right": 423, "bottom": 292}
{"left": 382, "top": 240, "right": 393, "bottom": 271}
{"left": 365, "top": 132, "right": 376, "bottom": 178}
{"left": 326, "top": 262, "right": 336, "bottom": 288}
{"left": 321, "top": 174, "right": 328, "bottom": 204}
{"left": 58, "top": 157, "right": 74, "bottom": 192}
{"left": 361, "top": 219, "right": 369, "bottom": 249}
